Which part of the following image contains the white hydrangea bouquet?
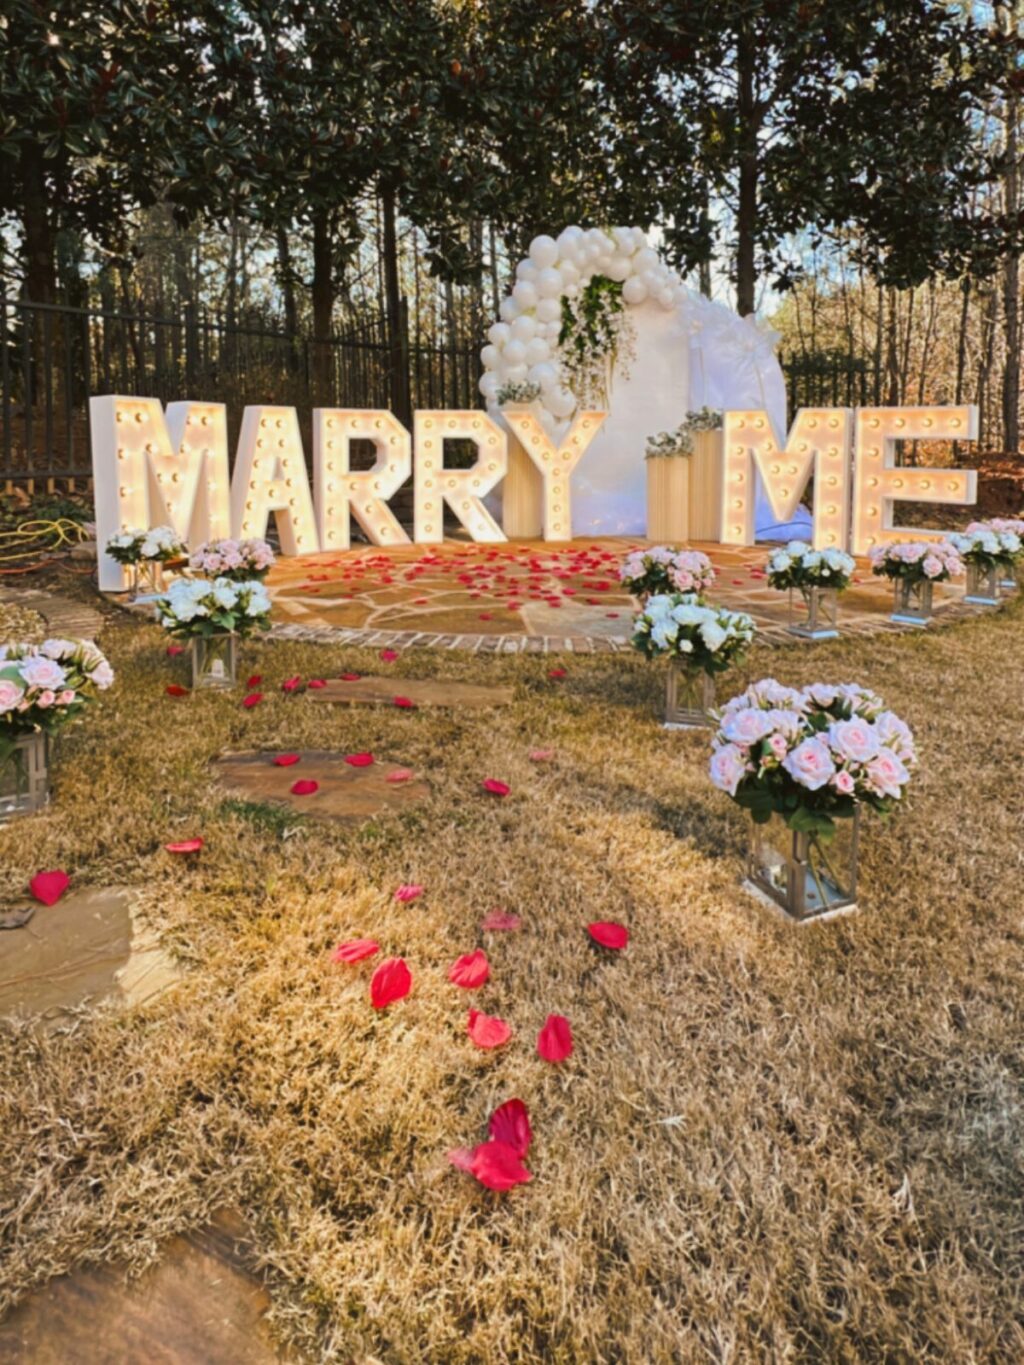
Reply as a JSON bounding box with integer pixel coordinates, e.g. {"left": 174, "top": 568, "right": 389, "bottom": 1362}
{"left": 0, "top": 638, "right": 115, "bottom": 741}
{"left": 631, "top": 594, "right": 755, "bottom": 672}
{"left": 950, "top": 526, "right": 1022, "bottom": 573}
{"left": 619, "top": 546, "right": 716, "bottom": 600}
{"left": 155, "top": 577, "right": 272, "bottom": 641}
{"left": 766, "top": 541, "right": 856, "bottom": 592}
{"left": 105, "top": 525, "right": 186, "bottom": 565}
{"left": 189, "top": 537, "right": 276, "bottom": 582}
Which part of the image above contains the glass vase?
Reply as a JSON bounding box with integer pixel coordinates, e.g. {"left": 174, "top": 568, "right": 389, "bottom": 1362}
{"left": 787, "top": 585, "right": 839, "bottom": 641}
{"left": 964, "top": 561, "right": 999, "bottom": 606}
{"left": 190, "top": 633, "right": 238, "bottom": 689}
{"left": 890, "top": 577, "right": 933, "bottom": 627}
{"left": 664, "top": 661, "right": 716, "bottom": 729}
{"left": 998, "top": 564, "right": 1019, "bottom": 595}
{"left": 745, "top": 810, "right": 860, "bottom": 923}
{"left": 0, "top": 732, "right": 50, "bottom": 822}
{"left": 129, "top": 559, "right": 166, "bottom": 600}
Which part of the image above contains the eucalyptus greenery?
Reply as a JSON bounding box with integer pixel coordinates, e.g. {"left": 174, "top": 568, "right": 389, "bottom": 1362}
{"left": 644, "top": 407, "right": 723, "bottom": 459}
{"left": 557, "top": 273, "right": 634, "bottom": 407}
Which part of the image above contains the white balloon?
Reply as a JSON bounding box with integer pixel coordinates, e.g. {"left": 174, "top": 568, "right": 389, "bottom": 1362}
{"left": 510, "top": 314, "right": 537, "bottom": 342}
{"left": 545, "top": 386, "right": 576, "bottom": 418}
{"left": 535, "top": 296, "right": 561, "bottom": 323}
{"left": 540, "top": 320, "right": 562, "bottom": 339}
{"left": 631, "top": 227, "right": 648, "bottom": 249}
{"left": 504, "top": 363, "right": 528, "bottom": 382}
{"left": 635, "top": 247, "right": 660, "bottom": 272}
{"left": 502, "top": 338, "right": 527, "bottom": 367}
{"left": 480, "top": 344, "right": 499, "bottom": 370}
{"left": 640, "top": 269, "right": 663, "bottom": 292}
{"left": 536, "top": 266, "right": 564, "bottom": 298}
{"left": 612, "top": 226, "right": 635, "bottom": 254}
{"left": 512, "top": 279, "right": 538, "bottom": 310}
{"left": 557, "top": 226, "right": 583, "bottom": 252}
{"left": 622, "top": 276, "right": 649, "bottom": 304}
{"left": 487, "top": 322, "right": 510, "bottom": 347}
{"left": 656, "top": 287, "right": 675, "bottom": 309}
{"left": 604, "top": 256, "right": 631, "bottom": 283}
{"left": 529, "top": 234, "right": 559, "bottom": 269}
{"left": 515, "top": 259, "right": 538, "bottom": 282}
{"left": 499, "top": 296, "right": 520, "bottom": 322}
{"left": 559, "top": 261, "right": 580, "bottom": 286}
{"left": 528, "top": 361, "right": 558, "bottom": 389}
{"left": 563, "top": 281, "right": 581, "bottom": 299}
{"left": 479, "top": 372, "right": 499, "bottom": 400}
{"left": 524, "top": 336, "right": 550, "bottom": 365}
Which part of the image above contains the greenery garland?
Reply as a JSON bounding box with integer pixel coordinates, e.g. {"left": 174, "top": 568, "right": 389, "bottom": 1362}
{"left": 557, "top": 274, "right": 633, "bottom": 407}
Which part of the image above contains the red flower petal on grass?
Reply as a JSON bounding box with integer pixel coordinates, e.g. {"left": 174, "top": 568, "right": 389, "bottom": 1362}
{"left": 467, "top": 1009, "right": 512, "bottom": 1049}
{"left": 481, "top": 778, "right": 510, "bottom": 797}
{"left": 332, "top": 938, "right": 380, "bottom": 964}
{"left": 393, "top": 696, "right": 416, "bottom": 709}
{"left": 242, "top": 693, "right": 263, "bottom": 708}
{"left": 447, "top": 1146, "right": 476, "bottom": 1173}
{"left": 165, "top": 684, "right": 189, "bottom": 697}
{"left": 307, "top": 678, "right": 327, "bottom": 689}
{"left": 470, "top": 1140, "right": 532, "bottom": 1191}
{"left": 548, "top": 668, "right": 567, "bottom": 680}
{"left": 528, "top": 748, "right": 555, "bottom": 762}
{"left": 386, "top": 768, "right": 415, "bottom": 784}
{"left": 29, "top": 870, "right": 69, "bottom": 906}
{"left": 345, "top": 752, "right": 374, "bottom": 767}
{"left": 281, "top": 676, "right": 302, "bottom": 693}
{"left": 380, "top": 649, "right": 399, "bottom": 662}
{"left": 587, "top": 920, "right": 629, "bottom": 950}
{"left": 290, "top": 779, "right": 319, "bottom": 796}
{"left": 481, "top": 909, "right": 522, "bottom": 932}
{"left": 448, "top": 949, "right": 490, "bottom": 989}
{"left": 273, "top": 753, "right": 301, "bottom": 766}
{"left": 370, "top": 956, "right": 412, "bottom": 1009}
{"left": 340, "top": 672, "right": 362, "bottom": 681}
{"left": 394, "top": 883, "right": 424, "bottom": 904}
{"left": 537, "top": 1014, "right": 573, "bottom": 1063}
{"left": 164, "top": 838, "right": 203, "bottom": 854}
{"left": 166, "top": 644, "right": 185, "bottom": 657}
{"left": 247, "top": 674, "right": 262, "bottom": 687}
{"left": 489, "top": 1098, "right": 531, "bottom": 1155}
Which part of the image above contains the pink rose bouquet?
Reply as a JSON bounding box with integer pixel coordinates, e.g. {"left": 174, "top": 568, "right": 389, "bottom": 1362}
{"left": 0, "top": 638, "right": 115, "bottom": 747}
{"left": 189, "top": 537, "right": 276, "bottom": 582}
{"left": 869, "top": 540, "right": 963, "bottom": 585}
{"left": 619, "top": 546, "right": 716, "bottom": 600}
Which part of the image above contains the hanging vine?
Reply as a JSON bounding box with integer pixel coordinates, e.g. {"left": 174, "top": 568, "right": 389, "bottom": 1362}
{"left": 557, "top": 275, "right": 635, "bottom": 408}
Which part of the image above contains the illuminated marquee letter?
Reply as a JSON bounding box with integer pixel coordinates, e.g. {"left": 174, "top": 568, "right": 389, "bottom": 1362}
{"left": 499, "top": 407, "right": 607, "bottom": 541}
{"left": 851, "top": 406, "right": 978, "bottom": 556}
{"left": 90, "top": 394, "right": 232, "bottom": 591}
{"left": 314, "top": 409, "right": 411, "bottom": 549}
{"left": 413, "top": 411, "right": 508, "bottom": 543}
{"left": 720, "top": 408, "right": 853, "bottom": 550}
{"left": 231, "top": 406, "right": 320, "bottom": 554}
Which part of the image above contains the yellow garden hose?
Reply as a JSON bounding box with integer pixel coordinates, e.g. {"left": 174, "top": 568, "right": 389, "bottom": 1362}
{"left": 0, "top": 519, "right": 91, "bottom": 571}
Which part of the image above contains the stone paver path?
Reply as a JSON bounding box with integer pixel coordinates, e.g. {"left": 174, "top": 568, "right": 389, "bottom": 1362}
{"left": 213, "top": 750, "right": 430, "bottom": 823}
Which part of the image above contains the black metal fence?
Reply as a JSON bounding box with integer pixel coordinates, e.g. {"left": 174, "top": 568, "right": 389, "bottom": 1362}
{"left": 1, "top": 296, "right": 879, "bottom": 486}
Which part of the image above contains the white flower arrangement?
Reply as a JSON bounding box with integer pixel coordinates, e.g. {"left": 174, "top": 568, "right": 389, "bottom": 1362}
{"left": 0, "top": 638, "right": 115, "bottom": 741}
{"left": 105, "top": 525, "right": 186, "bottom": 565}
{"left": 631, "top": 593, "right": 755, "bottom": 673}
{"left": 496, "top": 379, "right": 541, "bottom": 406}
{"left": 950, "top": 527, "right": 1022, "bottom": 572}
{"left": 189, "top": 537, "right": 276, "bottom": 581}
{"left": 155, "top": 577, "right": 272, "bottom": 640}
{"left": 619, "top": 546, "right": 716, "bottom": 599}
{"left": 645, "top": 407, "right": 723, "bottom": 459}
{"left": 766, "top": 541, "right": 856, "bottom": 592}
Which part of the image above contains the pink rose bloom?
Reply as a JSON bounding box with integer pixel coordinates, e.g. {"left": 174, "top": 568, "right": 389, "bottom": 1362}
{"left": 709, "top": 744, "right": 747, "bottom": 797}
{"left": 866, "top": 751, "right": 909, "bottom": 799}
{"left": 57, "top": 689, "right": 75, "bottom": 705}
{"left": 767, "top": 732, "right": 789, "bottom": 760}
{"left": 36, "top": 689, "right": 56, "bottom": 708}
{"left": 722, "top": 707, "right": 775, "bottom": 746}
{"left": 828, "top": 718, "right": 881, "bottom": 764}
{"left": 0, "top": 679, "right": 25, "bottom": 713}
{"left": 831, "top": 769, "right": 855, "bottom": 796}
{"left": 782, "top": 737, "right": 836, "bottom": 791}
{"left": 19, "top": 655, "right": 66, "bottom": 690}
{"left": 921, "top": 554, "right": 943, "bottom": 578}
{"left": 806, "top": 683, "right": 838, "bottom": 708}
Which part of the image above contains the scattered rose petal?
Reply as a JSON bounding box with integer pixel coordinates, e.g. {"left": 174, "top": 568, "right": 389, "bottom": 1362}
{"left": 242, "top": 692, "right": 263, "bottom": 708}
{"left": 548, "top": 668, "right": 567, "bottom": 680}
{"left": 332, "top": 938, "right": 380, "bottom": 964}
{"left": 164, "top": 837, "right": 203, "bottom": 854}
{"left": 386, "top": 768, "right": 415, "bottom": 784}
{"left": 448, "top": 949, "right": 490, "bottom": 989}
{"left": 345, "top": 752, "right": 374, "bottom": 767}
{"left": 273, "top": 753, "right": 301, "bottom": 766}
{"left": 165, "top": 684, "right": 189, "bottom": 697}
{"left": 340, "top": 672, "right": 361, "bottom": 681}
{"left": 393, "top": 696, "right": 416, "bottom": 709}
{"left": 447, "top": 1146, "right": 476, "bottom": 1173}
{"left": 29, "top": 870, "right": 69, "bottom": 906}
{"left": 528, "top": 748, "right": 555, "bottom": 762}
{"left": 489, "top": 1098, "right": 531, "bottom": 1155}
{"left": 290, "top": 779, "right": 319, "bottom": 796}
{"left": 537, "top": 1013, "right": 574, "bottom": 1063}
{"left": 470, "top": 1140, "right": 532, "bottom": 1191}
{"left": 370, "top": 956, "right": 412, "bottom": 1009}
{"left": 467, "top": 1009, "right": 512, "bottom": 1049}
{"left": 481, "top": 909, "right": 522, "bottom": 932}
{"left": 246, "top": 674, "right": 262, "bottom": 687}
{"left": 587, "top": 920, "right": 630, "bottom": 950}
{"left": 394, "top": 883, "right": 424, "bottom": 904}
{"left": 482, "top": 778, "right": 510, "bottom": 797}
{"left": 281, "top": 676, "right": 302, "bottom": 693}
{"left": 166, "top": 644, "right": 185, "bottom": 657}
{"left": 380, "top": 649, "right": 399, "bottom": 662}
{"left": 307, "top": 678, "right": 327, "bottom": 689}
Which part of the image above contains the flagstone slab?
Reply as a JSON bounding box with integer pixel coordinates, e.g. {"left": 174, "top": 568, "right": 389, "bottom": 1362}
{"left": 213, "top": 750, "right": 429, "bottom": 823}
{"left": 0, "top": 887, "right": 182, "bottom": 1023}
{"left": 309, "top": 676, "right": 513, "bottom": 709}
{"left": 0, "top": 1209, "right": 288, "bottom": 1365}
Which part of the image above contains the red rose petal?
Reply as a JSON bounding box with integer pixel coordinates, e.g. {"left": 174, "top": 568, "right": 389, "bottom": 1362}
{"left": 394, "top": 883, "right": 424, "bottom": 904}
{"left": 587, "top": 920, "right": 630, "bottom": 950}
{"left": 246, "top": 674, "right": 262, "bottom": 687}
{"left": 548, "top": 668, "right": 567, "bottom": 679}
{"left": 345, "top": 752, "right": 374, "bottom": 768}
{"left": 467, "top": 1009, "right": 512, "bottom": 1049}
{"left": 242, "top": 692, "right": 263, "bottom": 708}
{"left": 370, "top": 956, "right": 412, "bottom": 1009}
{"left": 537, "top": 1013, "right": 574, "bottom": 1063}
{"left": 340, "top": 672, "right": 362, "bottom": 681}
{"left": 164, "top": 837, "right": 203, "bottom": 854}
{"left": 273, "top": 753, "right": 301, "bottom": 766}
{"left": 29, "top": 870, "right": 69, "bottom": 906}
{"left": 281, "top": 676, "right": 302, "bottom": 693}
{"left": 470, "top": 1139, "right": 532, "bottom": 1191}
{"left": 166, "top": 644, "right": 185, "bottom": 657}
{"left": 307, "top": 678, "right": 327, "bottom": 689}
{"left": 447, "top": 1146, "right": 476, "bottom": 1173}
{"left": 528, "top": 748, "right": 555, "bottom": 762}
{"left": 386, "top": 768, "right": 415, "bottom": 784}
{"left": 448, "top": 949, "right": 490, "bottom": 989}
{"left": 331, "top": 938, "right": 380, "bottom": 964}
{"left": 481, "top": 778, "right": 510, "bottom": 797}
{"left": 380, "top": 649, "right": 399, "bottom": 662}
{"left": 290, "top": 779, "right": 319, "bottom": 796}
{"left": 481, "top": 909, "right": 522, "bottom": 932}
{"left": 489, "top": 1098, "right": 531, "bottom": 1156}
{"left": 393, "top": 696, "right": 416, "bottom": 709}
{"left": 165, "top": 684, "right": 189, "bottom": 697}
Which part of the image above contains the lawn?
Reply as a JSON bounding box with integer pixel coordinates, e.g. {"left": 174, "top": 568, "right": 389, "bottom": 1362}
{"left": 1, "top": 583, "right": 1022, "bottom": 1363}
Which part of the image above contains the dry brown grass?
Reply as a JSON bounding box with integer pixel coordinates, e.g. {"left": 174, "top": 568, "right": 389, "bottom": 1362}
{"left": 1, "top": 580, "right": 1023, "bottom": 1362}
